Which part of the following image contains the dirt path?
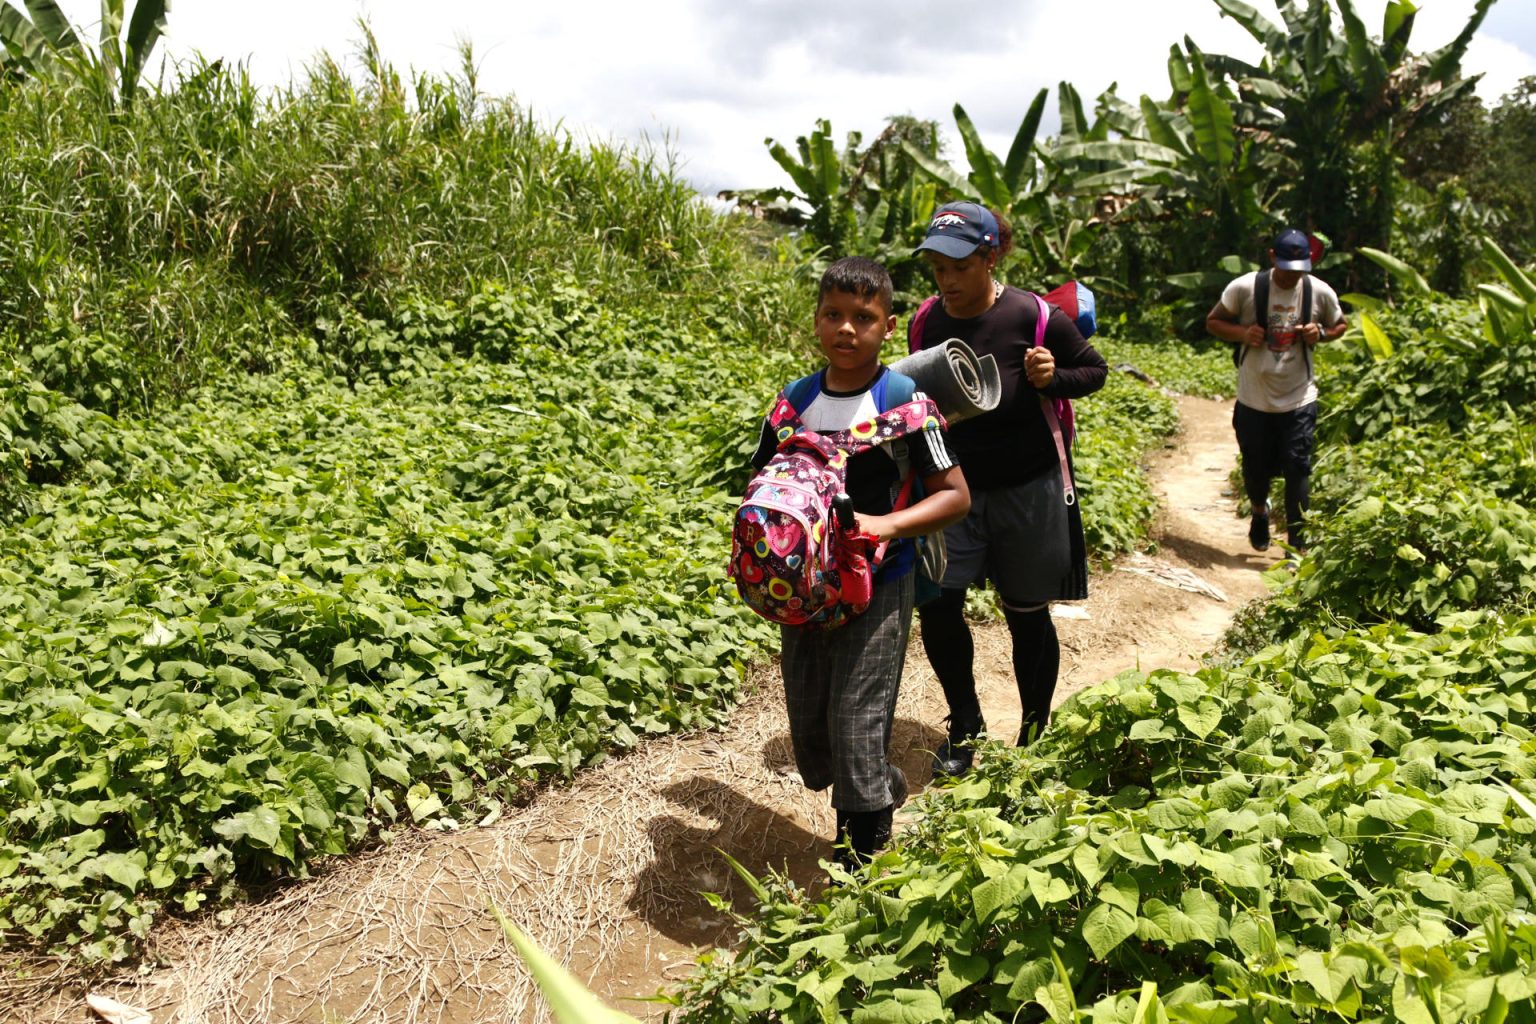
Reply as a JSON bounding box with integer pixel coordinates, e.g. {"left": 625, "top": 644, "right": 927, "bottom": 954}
{"left": 15, "top": 396, "right": 1275, "bottom": 1024}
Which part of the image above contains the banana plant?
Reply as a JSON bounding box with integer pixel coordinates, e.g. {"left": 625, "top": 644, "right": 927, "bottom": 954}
{"left": 1188, "top": 0, "right": 1494, "bottom": 272}
{"left": 0, "top": 0, "right": 169, "bottom": 107}
{"left": 1476, "top": 235, "right": 1536, "bottom": 347}
{"left": 746, "top": 115, "right": 940, "bottom": 269}
{"left": 901, "top": 84, "right": 1127, "bottom": 286}
{"left": 901, "top": 88, "right": 1047, "bottom": 215}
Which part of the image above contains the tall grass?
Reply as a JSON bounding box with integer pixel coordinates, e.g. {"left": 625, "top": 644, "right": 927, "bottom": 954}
{"left": 0, "top": 40, "right": 783, "bottom": 416}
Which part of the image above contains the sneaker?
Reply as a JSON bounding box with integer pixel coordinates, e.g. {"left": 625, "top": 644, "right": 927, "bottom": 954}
{"left": 932, "top": 714, "right": 985, "bottom": 778}
{"left": 1248, "top": 509, "right": 1270, "bottom": 551}
{"left": 887, "top": 763, "right": 908, "bottom": 809}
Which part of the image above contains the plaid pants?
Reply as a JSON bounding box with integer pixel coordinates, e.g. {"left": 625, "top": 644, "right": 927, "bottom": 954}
{"left": 779, "top": 572, "right": 913, "bottom": 812}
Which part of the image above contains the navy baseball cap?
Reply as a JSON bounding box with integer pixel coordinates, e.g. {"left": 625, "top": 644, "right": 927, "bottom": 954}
{"left": 914, "top": 202, "right": 999, "bottom": 259}
{"left": 1272, "top": 228, "right": 1313, "bottom": 271}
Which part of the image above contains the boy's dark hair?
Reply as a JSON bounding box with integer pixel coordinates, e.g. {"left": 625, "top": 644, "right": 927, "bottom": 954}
{"left": 818, "top": 256, "right": 893, "bottom": 314}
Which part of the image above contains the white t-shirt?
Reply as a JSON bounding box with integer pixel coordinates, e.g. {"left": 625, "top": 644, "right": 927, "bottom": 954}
{"left": 1220, "top": 271, "right": 1344, "bottom": 412}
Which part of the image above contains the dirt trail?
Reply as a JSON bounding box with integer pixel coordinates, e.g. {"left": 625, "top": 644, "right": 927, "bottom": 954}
{"left": 15, "top": 396, "right": 1276, "bottom": 1024}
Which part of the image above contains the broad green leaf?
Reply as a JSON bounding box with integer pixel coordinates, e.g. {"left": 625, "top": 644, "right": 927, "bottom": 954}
{"left": 938, "top": 951, "right": 989, "bottom": 1001}
{"left": 1359, "top": 312, "right": 1395, "bottom": 361}
{"left": 1175, "top": 698, "right": 1222, "bottom": 740}
{"left": 213, "top": 806, "right": 283, "bottom": 850}
{"left": 850, "top": 988, "right": 944, "bottom": 1023}
{"left": 406, "top": 783, "right": 443, "bottom": 821}
{"left": 1081, "top": 901, "right": 1137, "bottom": 959}
{"left": 95, "top": 852, "right": 147, "bottom": 892}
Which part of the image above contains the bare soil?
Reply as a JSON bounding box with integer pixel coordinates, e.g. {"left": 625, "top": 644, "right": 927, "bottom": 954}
{"left": 10, "top": 395, "right": 1278, "bottom": 1024}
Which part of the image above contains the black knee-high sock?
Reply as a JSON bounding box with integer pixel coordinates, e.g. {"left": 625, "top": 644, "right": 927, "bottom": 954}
{"left": 1244, "top": 469, "right": 1271, "bottom": 516}
{"left": 1283, "top": 472, "right": 1310, "bottom": 544}
{"left": 918, "top": 587, "right": 980, "bottom": 724}
{"left": 1003, "top": 604, "right": 1059, "bottom": 743}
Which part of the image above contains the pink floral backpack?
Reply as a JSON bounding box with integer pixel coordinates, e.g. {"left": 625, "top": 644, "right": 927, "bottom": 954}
{"left": 728, "top": 371, "right": 944, "bottom": 630}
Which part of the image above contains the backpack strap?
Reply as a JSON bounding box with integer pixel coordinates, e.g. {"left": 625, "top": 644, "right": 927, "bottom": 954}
{"left": 1028, "top": 293, "right": 1075, "bottom": 506}
{"left": 1301, "top": 276, "right": 1313, "bottom": 380}
{"left": 907, "top": 296, "right": 939, "bottom": 354}
{"left": 782, "top": 370, "right": 823, "bottom": 415}
{"left": 882, "top": 369, "right": 917, "bottom": 408}
{"left": 1236, "top": 269, "right": 1271, "bottom": 369}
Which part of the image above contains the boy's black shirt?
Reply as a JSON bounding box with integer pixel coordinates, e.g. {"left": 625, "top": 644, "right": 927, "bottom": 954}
{"left": 916, "top": 285, "right": 1107, "bottom": 491}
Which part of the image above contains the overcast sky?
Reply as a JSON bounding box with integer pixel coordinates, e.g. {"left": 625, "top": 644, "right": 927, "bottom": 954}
{"left": 55, "top": 0, "right": 1536, "bottom": 195}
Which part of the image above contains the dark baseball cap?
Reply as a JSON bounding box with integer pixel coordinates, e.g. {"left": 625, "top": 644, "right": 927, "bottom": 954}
{"left": 1272, "top": 228, "right": 1313, "bottom": 271}
{"left": 914, "top": 202, "right": 999, "bottom": 259}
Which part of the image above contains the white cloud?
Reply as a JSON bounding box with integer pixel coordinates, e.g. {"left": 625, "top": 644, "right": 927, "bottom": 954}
{"left": 43, "top": 0, "right": 1536, "bottom": 194}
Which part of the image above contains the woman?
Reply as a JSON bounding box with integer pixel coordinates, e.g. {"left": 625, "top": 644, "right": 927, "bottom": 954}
{"left": 908, "top": 202, "right": 1107, "bottom": 775}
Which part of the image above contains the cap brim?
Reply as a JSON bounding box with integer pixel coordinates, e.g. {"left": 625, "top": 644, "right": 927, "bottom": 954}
{"left": 914, "top": 235, "right": 981, "bottom": 259}
{"left": 1274, "top": 257, "right": 1312, "bottom": 271}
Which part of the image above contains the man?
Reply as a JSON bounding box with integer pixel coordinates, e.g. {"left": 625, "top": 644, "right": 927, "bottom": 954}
{"left": 1206, "top": 228, "right": 1349, "bottom": 553}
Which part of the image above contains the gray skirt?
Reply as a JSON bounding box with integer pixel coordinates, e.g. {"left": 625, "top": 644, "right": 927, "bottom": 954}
{"left": 938, "top": 463, "right": 1089, "bottom": 604}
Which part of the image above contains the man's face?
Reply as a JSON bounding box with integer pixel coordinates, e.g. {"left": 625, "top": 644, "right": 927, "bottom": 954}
{"left": 1268, "top": 249, "right": 1306, "bottom": 289}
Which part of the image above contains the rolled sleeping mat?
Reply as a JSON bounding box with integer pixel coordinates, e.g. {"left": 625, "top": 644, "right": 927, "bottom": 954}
{"left": 889, "top": 339, "right": 1002, "bottom": 423}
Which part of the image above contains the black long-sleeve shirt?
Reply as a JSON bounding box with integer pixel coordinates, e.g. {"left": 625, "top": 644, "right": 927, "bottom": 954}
{"left": 914, "top": 285, "right": 1107, "bottom": 491}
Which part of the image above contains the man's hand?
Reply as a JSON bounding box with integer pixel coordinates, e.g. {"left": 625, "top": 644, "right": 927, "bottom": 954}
{"left": 1243, "top": 324, "right": 1266, "bottom": 347}
{"left": 1302, "top": 322, "right": 1323, "bottom": 345}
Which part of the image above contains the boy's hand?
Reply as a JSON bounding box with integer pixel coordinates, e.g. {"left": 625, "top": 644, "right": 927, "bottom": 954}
{"left": 1244, "top": 324, "right": 1266, "bottom": 347}
{"left": 1302, "top": 322, "right": 1323, "bottom": 345}
{"left": 1025, "top": 346, "right": 1055, "bottom": 388}
{"left": 853, "top": 512, "right": 898, "bottom": 543}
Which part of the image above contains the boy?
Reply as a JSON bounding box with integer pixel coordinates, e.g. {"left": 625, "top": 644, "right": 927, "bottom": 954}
{"left": 749, "top": 256, "right": 970, "bottom": 865}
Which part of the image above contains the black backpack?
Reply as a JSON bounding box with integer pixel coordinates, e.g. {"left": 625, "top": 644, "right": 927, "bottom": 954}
{"left": 1234, "top": 269, "right": 1314, "bottom": 376}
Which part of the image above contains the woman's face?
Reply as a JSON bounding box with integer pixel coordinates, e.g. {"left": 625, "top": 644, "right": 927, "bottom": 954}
{"left": 924, "top": 248, "right": 996, "bottom": 318}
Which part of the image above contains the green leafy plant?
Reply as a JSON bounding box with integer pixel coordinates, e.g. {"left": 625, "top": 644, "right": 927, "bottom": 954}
{"left": 667, "top": 613, "right": 1536, "bottom": 1021}
{"left": 0, "top": 0, "right": 169, "bottom": 107}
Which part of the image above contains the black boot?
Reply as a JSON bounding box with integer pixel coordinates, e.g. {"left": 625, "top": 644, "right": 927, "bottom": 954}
{"left": 844, "top": 807, "right": 894, "bottom": 864}
{"left": 933, "top": 712, "right": 985, "bottom": 778}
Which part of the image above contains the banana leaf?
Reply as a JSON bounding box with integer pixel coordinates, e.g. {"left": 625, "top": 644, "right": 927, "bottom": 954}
{"left": 1002, "top": 88, "right": 1047, "bottom": 194}
{"left": 953, "top": 102, "right": 1006, "bottom": 209}
{"left": 495, "top": 911, "right": 641, "bottom": 1024}
{"left": 1186, "top": 60, "right": 1236, "bottom": 170}
{"left": 900, "top": 140, "right": 970, "bottom": 195}
{"left": 1212, "top": 0, "right": 1287, "bottom": 56}
{"left": 1480, "top": 235, "right": 1536, "bottom": 303}
{"left": 20, "top": 0, "right": 76, "bottom": 48}
{"left": 1358, "top": 247, "right": 1430, "bottom": 295}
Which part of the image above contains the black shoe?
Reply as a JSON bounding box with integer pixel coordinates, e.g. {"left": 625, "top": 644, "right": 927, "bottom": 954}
{"left": 1248, "top": 510, "right": 1270, "bottom": 551}
{"left": 848, "top": 807, "right": 893, "bottom": 862}
{"left": 933, "top": 715, "right": 985, "bottom": 778}
{"left": 888, "top": 763, "right": 908, "bottom": 809}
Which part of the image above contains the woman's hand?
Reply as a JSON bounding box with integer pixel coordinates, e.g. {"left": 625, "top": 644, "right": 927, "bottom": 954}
{"left": 1026, "top": 345, "right": 1056, "bottom": 388}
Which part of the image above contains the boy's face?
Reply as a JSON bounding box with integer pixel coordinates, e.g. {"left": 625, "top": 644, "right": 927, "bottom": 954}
{"left": 815, "top": 288, "right": 894, "bottom": 379}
